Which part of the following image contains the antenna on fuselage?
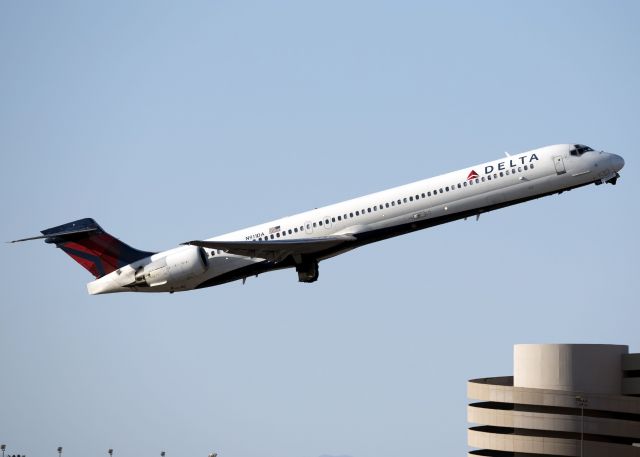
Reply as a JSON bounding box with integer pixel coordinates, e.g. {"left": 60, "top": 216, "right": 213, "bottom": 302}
{"left": 504, "top": 151, "right": 511, "bottom": 157}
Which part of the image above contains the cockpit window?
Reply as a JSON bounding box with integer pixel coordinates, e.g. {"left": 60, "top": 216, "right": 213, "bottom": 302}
{"left": 570, "top": 144, "right": 594, "bottom": 156}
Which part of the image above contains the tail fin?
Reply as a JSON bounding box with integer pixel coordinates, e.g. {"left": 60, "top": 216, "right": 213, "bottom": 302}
{"left": 13, "top": 218, "right": 154, "bottom": 278}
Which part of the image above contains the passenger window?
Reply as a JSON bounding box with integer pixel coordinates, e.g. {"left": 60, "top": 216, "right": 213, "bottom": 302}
{"left": 500, "top": 172, "right": 504, "bottom": 177}
{"left": 415, "top": 194, "right": 419, "bottom": 199}
{"left": 457, "top": 184, "right": 461, "bottom": 189}
{"left": 494, "top": 174, "right": 497, "bottom": 179}
{"left": 294, "top": 227, "right": 298, "bottom": 233}
{"left": 463, "top": 181, "right": 467, "bottom": 187}
{"left": 332, "top": 217, "right": 336, "bottom": 222}
{"left": 403, "top": 198, "right": 408, "bottom": 203}
{"left": 505, "top": 170, "right": 510, "bottom": 175}
{"left": 530, "top": 164, "right": 535, "bottom": 169}
{"left": 445, "top": 187, "right": 449, "bottom": 192}
{"left": 427, "top": 191, "right": 431, "bottom": 196}
{"left": 391, "top": 201, "right": 395, "bottom": 206}
{"left": 409, "top": 196, "right": 414, "bottom": 201}
{"left": 481, "top": 177, "right": 485, "bottom": 182}
{"left": 386, "top": 203, "right": 390, "bottom": 208}
{"left": 356, "top": 211, "right": 360, "bottom": 216}
{"left": 325, "top": 219, "right": 329, "bottom": 224}
{"left": 319, "top": 221, "right": 323, "bottom": 226}
{"left": 367, "top": 208, "right": 371, "bottom": 213}
{"left": 397, "top": 199, "right": 402, "bottom": 205}
{"left": 306, "top": 224, "right": 311, "bottom": 229}
{"left": 337, "top": 216, "right": 341, "bottom": 221}
{"left": 517, "top": 167, "right": 522, "bottom": 172}
{"left": 288, "top": 229, "right": 292, "bottom": 234}
{"left": 270, "top": 234, "right": 274, "bottom": 239}
{"left": 421, "top": 193, "right": 425, "bottom": 198}
{"left": 475, "top": 178, "right": 479, "bottom": 183}
{"left": 313, "top": 222, "right": 317, "bottom": 227}
{"left": 487, "top": 175, "right": 491, "bottom": 180}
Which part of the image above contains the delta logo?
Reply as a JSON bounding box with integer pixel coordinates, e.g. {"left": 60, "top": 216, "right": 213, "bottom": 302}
{"left": 467, "top": 170, "right": 479, "bottom": 181}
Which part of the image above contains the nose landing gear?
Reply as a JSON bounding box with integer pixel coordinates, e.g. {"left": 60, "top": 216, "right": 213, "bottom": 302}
{"left": 595, "top": 172, "right": 620, "bottom": 186}
{"left": 606, "top": 173, "right": 620, "bottom": 185}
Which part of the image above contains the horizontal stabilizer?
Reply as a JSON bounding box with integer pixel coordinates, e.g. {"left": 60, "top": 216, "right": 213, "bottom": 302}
{"left": 183, "top": 235, "right": 356, "bottom": 262}
{"left": 9, "top": 227, "right": 97, "bottom": 243}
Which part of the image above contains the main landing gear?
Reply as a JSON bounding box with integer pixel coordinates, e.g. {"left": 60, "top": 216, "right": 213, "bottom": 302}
{"left": 296, "top": 259, "right": 319, "bottom": 283}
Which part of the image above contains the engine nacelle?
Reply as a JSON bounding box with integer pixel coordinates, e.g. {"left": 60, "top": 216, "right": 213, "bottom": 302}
{"left": 166, "top": 246, "right": 208, "bottom": 284}
{"left": 134, "top": 246, "right": 208, "bottom": 288}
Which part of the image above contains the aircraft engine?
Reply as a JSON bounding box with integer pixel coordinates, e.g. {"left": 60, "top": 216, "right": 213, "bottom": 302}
{"left": 133, "top": 246, "right": 208, "bottom": 288}
{"left": 165, "top": 246, "right": 208, "bottom": 284}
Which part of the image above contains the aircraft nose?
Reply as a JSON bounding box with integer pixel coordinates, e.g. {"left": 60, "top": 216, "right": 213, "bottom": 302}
{"left": 610, "top": 153, "right": 625, "bottom": 172}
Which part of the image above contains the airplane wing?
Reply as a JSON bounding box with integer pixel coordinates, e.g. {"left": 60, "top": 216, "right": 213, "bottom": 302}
{"left": 182, "top": 235, "right": 357, "bottom": 263}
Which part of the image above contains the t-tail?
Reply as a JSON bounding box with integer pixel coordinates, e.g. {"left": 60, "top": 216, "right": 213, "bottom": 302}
{"left": 10, "top": 218, "right": 154, "bottom": 278}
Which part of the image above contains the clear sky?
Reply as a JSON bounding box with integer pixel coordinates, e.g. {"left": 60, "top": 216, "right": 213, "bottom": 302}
{"left": 1, "top": 1, "right": 638, "bottom": 456}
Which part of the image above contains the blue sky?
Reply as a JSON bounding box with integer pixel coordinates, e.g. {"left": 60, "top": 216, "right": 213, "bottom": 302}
{"left": 1, "top": 1, "right": 639, "bottom": 456}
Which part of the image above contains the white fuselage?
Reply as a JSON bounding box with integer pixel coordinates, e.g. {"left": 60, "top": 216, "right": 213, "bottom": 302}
{"left": 87, "top": 144, "right": 624, "bottom": 294}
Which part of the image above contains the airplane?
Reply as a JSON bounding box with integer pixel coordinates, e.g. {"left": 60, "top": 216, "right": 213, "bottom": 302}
{"left": 10, "top": 144, "right": 624, "bottom": 295}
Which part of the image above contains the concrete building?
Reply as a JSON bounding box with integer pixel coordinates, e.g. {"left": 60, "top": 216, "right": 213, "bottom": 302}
{"left": 467, "top": 344, "right": 640, "bottom": 456}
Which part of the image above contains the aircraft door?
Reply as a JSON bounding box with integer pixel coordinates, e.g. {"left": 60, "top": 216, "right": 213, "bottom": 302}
{"left": 553, "top": 156, "right": 566, "bottom": 175}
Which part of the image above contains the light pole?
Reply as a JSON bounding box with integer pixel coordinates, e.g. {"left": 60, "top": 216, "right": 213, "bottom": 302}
{"left": 575, "top": 395, "right": 588, "bottom": 457}
{"left": 209, "top": 453, "right": 218, "bottom": 457}
{"left": 58, "top": 446, "right": 63, "bottom": 457}
{"left": 108, "top": 449, "right": 113, "bottom": 456}
{"left": 161, "top": 452, "right": 165, "bottom": 457}
{"left": 1, "top": 443, "right": 5, "bottom": 457}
